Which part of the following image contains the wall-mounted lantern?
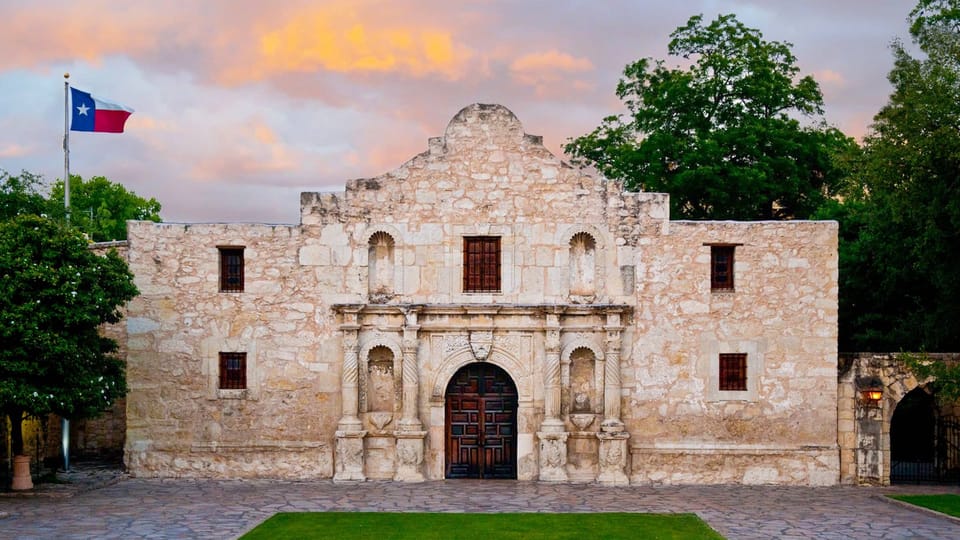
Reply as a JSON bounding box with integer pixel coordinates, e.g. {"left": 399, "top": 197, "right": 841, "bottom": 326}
{"left": 857, "top": 376, "right": 884, "bottom": 406}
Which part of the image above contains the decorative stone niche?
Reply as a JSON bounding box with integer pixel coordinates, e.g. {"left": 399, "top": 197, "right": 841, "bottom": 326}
{"left": 366, "top": 346, "right": 396, "bottom": 416}
{"left": 368, "top": 231, "right": 395, "bottom": 303}
{"left": 569, "top": 232, "right": 597, "bottom": 302}
{"left": 570, "top": 347, "right": 598, "bottom": 415}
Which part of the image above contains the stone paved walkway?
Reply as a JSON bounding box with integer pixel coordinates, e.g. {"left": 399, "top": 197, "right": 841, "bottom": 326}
{"left": 2, "top": 476, "right": 960, "bottom": 539}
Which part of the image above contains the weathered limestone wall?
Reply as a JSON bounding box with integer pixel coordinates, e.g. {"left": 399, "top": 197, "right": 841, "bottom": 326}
{"left": 124, "top": 223, "right": 340, "bottom": 478}
{"left": 626, "top": 221, "right": 839, "bottom": 485}
{"left": 123, "top": 103, "right": 839, "bottom": 484}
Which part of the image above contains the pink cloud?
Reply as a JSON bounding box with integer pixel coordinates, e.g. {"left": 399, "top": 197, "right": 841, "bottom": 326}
{"left": 0, "top": 143, "right": 30, "bottom": 158}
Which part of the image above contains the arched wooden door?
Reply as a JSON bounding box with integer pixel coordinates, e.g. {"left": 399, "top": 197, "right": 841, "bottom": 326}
{"left": 445, "top": 363, "right": 518, "bottom": 479}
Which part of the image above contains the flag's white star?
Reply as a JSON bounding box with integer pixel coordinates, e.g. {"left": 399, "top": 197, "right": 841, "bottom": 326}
{"left": 76, "top": 103, "right": 89, "bottom": 116}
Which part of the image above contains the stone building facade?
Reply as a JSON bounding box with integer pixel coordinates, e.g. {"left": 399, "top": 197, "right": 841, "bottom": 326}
{"left": 122, "top": 104, "right": 839, "bottom": 484}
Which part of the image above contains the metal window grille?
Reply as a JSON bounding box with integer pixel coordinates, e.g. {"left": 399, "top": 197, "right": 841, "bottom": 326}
{"left": 719, "top": 353, "right": 747, "bottom": 391}
{"left": 219, "top": 247, "right": 244, "bottom": 292}
{"left": 219, "top": 352, "right": 247, "bottom": 389}
{"left": 463, "top": 237, "right": 501, "bottom": 292}
{"left": 711, "top": 245, "right": 735, "bottom": 291}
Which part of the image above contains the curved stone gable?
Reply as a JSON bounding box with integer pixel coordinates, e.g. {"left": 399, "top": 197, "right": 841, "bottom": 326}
{"left": 299, "top": 103, "right": 662, "bottom": 230}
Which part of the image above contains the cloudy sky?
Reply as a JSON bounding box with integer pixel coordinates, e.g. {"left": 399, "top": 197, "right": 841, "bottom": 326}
{"left": 0, "top": 0, "right": 916, "bottom": 224}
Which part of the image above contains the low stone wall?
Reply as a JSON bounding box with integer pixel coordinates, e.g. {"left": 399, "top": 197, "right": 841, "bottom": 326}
{"left": 125, "top": 444, "right": 333, "bottom": 479}
{"left": 630, "top": 445, "right": 838, "bottom": 486}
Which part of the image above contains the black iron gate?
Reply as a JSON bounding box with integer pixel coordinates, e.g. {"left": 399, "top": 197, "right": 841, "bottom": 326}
{"left": 891, "top": 416, "right": 960, "bottom": 484}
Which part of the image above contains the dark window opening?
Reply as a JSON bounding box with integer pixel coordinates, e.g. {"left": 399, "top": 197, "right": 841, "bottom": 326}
{"left": 463, "top": 237, "right": 501, "bottom": 292}
{"left": 719, "top": 353, "right": 748, "bottom": 391}
{"left": 711, "top": 245, "right": 735, "bottom": 291}
{"left": 219, "top": 247, "right": 244, "bottom": 292}
{"left": 219, "top": 352, "right": 247, "bottom": 389}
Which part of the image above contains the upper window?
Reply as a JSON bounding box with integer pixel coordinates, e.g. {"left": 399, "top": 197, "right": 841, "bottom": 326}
{"left": 219, "top": 247, "right": 244, "bottom": 292}
{"left": 219, "top": 352, "right": 247, "bottom": 390}
{"left": 463, "top": 236, "right": 501, "bottom": 292}
{"left": 710, "top": 245, "right": 735, "bottom": 291}
{"left": 718, "top": 353, "right": 747, "bottom": 391}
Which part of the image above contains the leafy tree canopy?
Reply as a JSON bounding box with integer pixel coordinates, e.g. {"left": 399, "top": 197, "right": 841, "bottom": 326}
{"left": 0, "top": 170, "right": 48, "bottom": 221}
{"left": 0, "top": 215, "right": 138, "bottom": 454}
{"left": 0, "top": 170, "right": 162, "bottom": 241}
{"left": 48, "top": 175, "right": 162, "bottom": 242}
{"left": 566, "top": 13, "right": 854, "bottom": 220}
{"left": 832, "top": 0, "right": 960, "bottom": 351}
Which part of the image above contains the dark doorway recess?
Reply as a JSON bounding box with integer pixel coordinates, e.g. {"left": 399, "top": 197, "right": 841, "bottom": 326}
{"left": 891, "top": 387, "right": 960, "bottom": 484}
{"left": 445, "top": 362, "right": 518, "bottom": 479}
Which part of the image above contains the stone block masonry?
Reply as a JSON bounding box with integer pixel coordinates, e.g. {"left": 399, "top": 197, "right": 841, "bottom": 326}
{"left": 122, "top": 104, "right": 838, "bottom": 485}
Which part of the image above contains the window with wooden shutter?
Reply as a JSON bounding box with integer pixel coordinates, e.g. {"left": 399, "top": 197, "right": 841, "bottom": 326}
{"left": 710, "top": 245, "right": 735, "bottom": 291}
{"left": 219, "top": 247, "right": 244, "bottom": 292}
{"left": 219, "top": 352, "right": 247, "bottom": 389}
{"left": 463, "top": 236, "right": 501, "bottom": 292}
{"left": 718, "top": 353, "right": 747, "bottom": 391}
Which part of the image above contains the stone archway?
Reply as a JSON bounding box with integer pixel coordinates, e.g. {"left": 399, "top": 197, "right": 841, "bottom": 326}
{"left": 890, "top": 387, "right": 938, "bottom": 483}
{"left": 838, "top": 352, "right": 960, "bottom": 485}
{"left": 444, "top": 362, "right": 518, "bottom": 479}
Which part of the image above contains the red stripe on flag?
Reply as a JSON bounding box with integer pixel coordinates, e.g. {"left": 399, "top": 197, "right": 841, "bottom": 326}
{"left": 93, "top": 110, "right": 132, "bottom": 133}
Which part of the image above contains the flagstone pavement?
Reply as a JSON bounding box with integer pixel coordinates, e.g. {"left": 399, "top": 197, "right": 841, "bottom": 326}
{"left": 2, "top": 471, "right": 960, "bottom": 539}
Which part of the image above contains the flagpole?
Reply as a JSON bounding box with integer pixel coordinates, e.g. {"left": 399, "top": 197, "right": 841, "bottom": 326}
{"left": 63, "top": 72, "right": 71, "bottom": 224}
{"left": 62, "top": 73, "right": 72, "bottom": 473}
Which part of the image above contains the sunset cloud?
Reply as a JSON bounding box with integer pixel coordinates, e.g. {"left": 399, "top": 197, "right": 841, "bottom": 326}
{"left": 0, "top": 5, "right": 162, "bottom": 71}
{"left": 223, "top": 7, "right": 476, "bottom": 83}
{"left": 509, "top": 50, "right": 594, "bottom": 96}
{"left": 815, "top": 69, "right": 847, "bottom": 86}
{"left": 0, "top": 1, "right": 914, "bottom": 223}
{"left": 0, "top": 143, "right": 30, "bottom": 158}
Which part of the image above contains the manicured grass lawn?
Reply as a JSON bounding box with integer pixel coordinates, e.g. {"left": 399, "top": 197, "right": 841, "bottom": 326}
{"left": 240, "top": 512, "right": 724, "bottom": 539}
{"left": 889, "top": 494, "right": 960, "bottom": 517}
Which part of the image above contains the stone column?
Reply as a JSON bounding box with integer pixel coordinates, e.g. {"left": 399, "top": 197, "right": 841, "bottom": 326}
{"left": 399, "top": 308, "right": 422, "bottom": 431}
{"left": 335, "top": 306, "right": 366, "bottom": 482}
{"left": 601, "top": 310, "right": 624, "bottom": 433}
{"left": 538, "top": 308, "right": 568, "bottom": 481}
{"left": 338, "top": 308, "right": 362, "bottom": 432}
{"left": 541, "top": 308, "right": 564, "bottom": 433}
{"left": 597, "top": 431, "right": 630, "bottom": 485}
{"left": 395, "top": 307, "right": 426, "bottom": 482}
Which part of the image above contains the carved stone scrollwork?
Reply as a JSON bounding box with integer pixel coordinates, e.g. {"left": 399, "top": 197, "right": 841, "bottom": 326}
{"left": 469, "top": 330, "right": 493, "bottom": 361}
{"left": 393, "top": 431, "right": 427, "bottom": 482}
{"left": 443, "top": 334, "right": 469, "bottom": 355}
{"left": 596, "top": 431, "right": 629, "bottom": 485}
{"left": 333, "top": 430, "right": 367, "bottom": 482}
{"left": 537, "top": 431, "right": 569, "bottom": 482}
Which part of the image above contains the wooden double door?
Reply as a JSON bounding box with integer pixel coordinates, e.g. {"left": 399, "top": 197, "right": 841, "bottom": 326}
{"left": 445, "top": 363, "right": 518, "bottom": 479}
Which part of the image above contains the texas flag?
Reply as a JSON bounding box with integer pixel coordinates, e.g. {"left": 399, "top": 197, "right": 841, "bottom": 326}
{"left": 70, "top": 87, "right": 134, "bottom": 133}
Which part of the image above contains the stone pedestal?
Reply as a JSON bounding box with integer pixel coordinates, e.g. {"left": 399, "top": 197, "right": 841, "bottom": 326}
{"left": 537, "top": 431, "right": 569, "bottom": 482}
{"left": 11, "top": 455, "right": 33, "bottom": 491}
{"left": 597, "top": 431, "right": 629, "bottom": 485}
{"left": 394, "top": 430, "right": 427, "bottom": 482}
{"left": 334, "top": 430, "right": 367, "bottom": 482}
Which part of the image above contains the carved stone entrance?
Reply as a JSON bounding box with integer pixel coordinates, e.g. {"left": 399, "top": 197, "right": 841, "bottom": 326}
{"left": 445, "top": 363, "right": 518, "bottom": 479}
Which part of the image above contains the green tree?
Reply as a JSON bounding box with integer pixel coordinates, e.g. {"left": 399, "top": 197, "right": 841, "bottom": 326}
{"left": 0, "top": 170, "right": 48, "bottom": 221}
{"left": 47, "top": 175, "right": 162, "bottom": 242}
{"left": 0, "top": 215, "right": 138, "bottom": 456}
{"left": 837, "top": 0, "right": 960, "bottom": 351}
{"left": 566, "top": 13, "right": 853, "bottom": 220}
